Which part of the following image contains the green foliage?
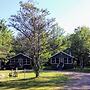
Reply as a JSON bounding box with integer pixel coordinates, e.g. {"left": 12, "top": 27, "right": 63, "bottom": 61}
{"left": 48, "top": 24, "right": 67, "bottom": 55}
{"left": 0, "top": 19, "right": 14, "bottom": 60}
{"left": 69, "top": 26, "right": 90, "bottom": 68}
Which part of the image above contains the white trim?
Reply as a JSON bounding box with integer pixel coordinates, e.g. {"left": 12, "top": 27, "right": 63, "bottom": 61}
{"left": 55, "top": 58, "right": 59, "bottom": 64}
{"left": 55, "top": 58, "right": 57, "bottom": 64}
{"left": 68, "top": 58, "right": 73, "bottom": 64}
{"left": 50, "top": 51, "right": 74, "bottom": 59}
{"left": 51, "top": 58, "right": 56, "bottom": 64}
{"left": 9, "top": 53, "right": 31, "bottom": 60}
{"left": 24, "top": 59, "right": 31, "bottom": 65}
{"left": 64, "top": 58, "right": 67, "bottom": 64}
{"left": 59, "top": 58, "right": 60, "bottom": 64}
{"left": 64, "top": 58, "right": 73, "bottom": 64}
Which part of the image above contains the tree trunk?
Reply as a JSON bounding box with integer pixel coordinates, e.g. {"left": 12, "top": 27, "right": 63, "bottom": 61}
{"left": 33, "top": 57, "right": 40, "bottom": 78}
{"left": 34, "top": 63, "right": 40, "bottom": 78}
{"left": 35, "top": 70, "right": 39, "bottom": 78}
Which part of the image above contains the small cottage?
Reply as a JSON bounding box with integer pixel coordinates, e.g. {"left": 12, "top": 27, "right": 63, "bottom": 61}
{"left": 47, "top": 51, "right": 75, "bottom": 70}
{"left": 6, "top": 53, "right": 32, "bottom": 70}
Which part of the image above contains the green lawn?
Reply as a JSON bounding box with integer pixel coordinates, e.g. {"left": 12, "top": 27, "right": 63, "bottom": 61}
{"left": 0, "top": 70, "right": 69, "bottom": 90}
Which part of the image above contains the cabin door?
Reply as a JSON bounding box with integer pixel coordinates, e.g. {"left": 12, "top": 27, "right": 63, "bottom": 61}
{"left": 18, "top": 58, "right": 23, "bottom": 67}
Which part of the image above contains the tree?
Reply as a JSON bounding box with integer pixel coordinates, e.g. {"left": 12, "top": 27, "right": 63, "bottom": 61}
{"left": 13, "top": 33, "right": 31, "bottom": 55}
{"left": 0, "top": 19, "right": 14, "bottom": 61}
{"left": 48, "top": 24, "right": 67, "bottom": 55}
{"left": 69, "top": 26, "right": 90, "bottom": 68}
{"left": 9, "top": 1, "right": 56, "bottom": 77}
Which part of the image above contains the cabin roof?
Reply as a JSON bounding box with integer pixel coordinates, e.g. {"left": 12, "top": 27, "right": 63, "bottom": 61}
{"left": 50, "top": 51, "right": 75, "bottom": 59}
{"left": 8, "top": 53, "right": 31, "bottom": 60}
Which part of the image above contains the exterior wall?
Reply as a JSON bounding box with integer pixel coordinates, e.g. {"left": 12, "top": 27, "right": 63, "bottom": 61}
{"left": 7, "top": 54, "right": 32, "bottom": 70}
{"left": 48, "top": 52, "right": 74, "bottom": 70}
{"left": 63, "top": 64, "right": 74, "bottom": 69}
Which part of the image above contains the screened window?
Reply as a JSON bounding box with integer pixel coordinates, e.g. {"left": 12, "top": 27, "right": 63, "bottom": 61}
{"left": 10, "top": 60, "right": 15, "bottom": 63}
{"left": 68, "top": 58, "right": 72, "bottom": 63}
{"left": 64, "top": 58, "right": 67, "bottom": 63}
{"left": 56, "top": 58, "right": 59, "bottom": 63}
{"left": 60, "top": 58, "right": 63, "bottom": 63}
{"left": 51, "top": 58, "right": 55, "bottom": 64}
{"left": 23, "top": 59, "right": 26, "bottom": 64}
{"left": 27, "top": 60, "right": 31, "bottom": 64}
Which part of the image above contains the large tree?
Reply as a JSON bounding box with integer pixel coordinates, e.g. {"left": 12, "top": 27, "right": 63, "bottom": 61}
{"left": 9, "top": 1, "right": 57, "bottom": 77}
{"left": 69, "top": 26, "right": 90, "bottom": 68}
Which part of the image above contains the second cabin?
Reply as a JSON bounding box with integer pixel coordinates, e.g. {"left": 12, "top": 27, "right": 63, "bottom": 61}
{"left": 46, "top": 51, "right": 75, "bottom": 70}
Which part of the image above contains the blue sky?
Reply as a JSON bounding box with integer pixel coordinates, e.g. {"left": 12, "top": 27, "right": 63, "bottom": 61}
{"left": 0, "top": 0, "right": 90, "bottom": 33}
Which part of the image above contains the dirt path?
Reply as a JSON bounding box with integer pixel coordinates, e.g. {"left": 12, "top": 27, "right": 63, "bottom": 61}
{"left": 63, "top": 72, "right": 90, "bottom": 89}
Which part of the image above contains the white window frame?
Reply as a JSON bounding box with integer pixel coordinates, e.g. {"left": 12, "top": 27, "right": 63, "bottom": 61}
{"left": 51, "top": 58, "right": 56, "bottom": 64}
{"left": 60, "top": 58, "right": 63, "bottom": 63}
{"left": 69, "top": 58, "right": 73, "bottom": 64}
{"left": 56, "top": 58, "right": 59, "bottom": 64}
{"left": 64, "top": 58, "right": 73, "bottom": 64}
{"left": 24, "top": 59, "right": 31, "bottom": 65}
{"left": 10, "top": 59, "right": 15, "bottom": 65}
{"left": 59, "top": 58, "right": 60, "bottom": 64}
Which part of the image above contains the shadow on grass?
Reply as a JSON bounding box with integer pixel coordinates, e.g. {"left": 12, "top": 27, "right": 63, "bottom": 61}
{"left": 0, "top": 75, "right": 68, "bottom": 90}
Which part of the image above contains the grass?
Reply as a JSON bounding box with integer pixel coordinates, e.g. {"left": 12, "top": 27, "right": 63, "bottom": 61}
{"left": 0, "top": 70, "right": 69, "bottom": 90}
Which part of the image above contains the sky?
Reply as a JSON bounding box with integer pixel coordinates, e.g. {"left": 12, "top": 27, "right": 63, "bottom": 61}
{"left": 0, "top": 0, "right": 90, "bottom": 34}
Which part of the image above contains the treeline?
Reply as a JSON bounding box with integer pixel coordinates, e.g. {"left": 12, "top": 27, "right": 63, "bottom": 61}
{"left": 0, "top": 1, "right": 90, "bottom": 77}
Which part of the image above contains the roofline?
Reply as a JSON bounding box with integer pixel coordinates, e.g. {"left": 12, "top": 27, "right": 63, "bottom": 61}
{"left": 50, "top": 51, "right": 75, "bottom": 59}
{"left": 61, "top": 51, "right": 75, "bottom": 58}
{"left": 8, "top": 53, "right": 31, "bottom": 60}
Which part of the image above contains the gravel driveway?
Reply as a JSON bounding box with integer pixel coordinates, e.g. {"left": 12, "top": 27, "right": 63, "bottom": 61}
{"left": 63, "top": 72, "right": 90, "bottom": 90}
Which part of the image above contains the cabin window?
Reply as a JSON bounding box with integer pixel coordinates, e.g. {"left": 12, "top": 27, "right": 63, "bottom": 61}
{"left": 23, "top": 59, "right": 26, "bottom": 64}
{"left": 10, "top": 59, "right": 15, "bottom": 64}
{"left": 60, "top": 58, "right": 63, "bottom": 63}
{"left": 51, "top": 58, "right": 56, "bottom": 64}
{"left": 26, "top": 59, "right": 31, "bottom": 65}
{"left": 56, "top": 58, "right": 59, "bottom": 63}
{"left": 64, "top": 58, "right": 67, "bottom": 63}
{"left": 68, "top": 58, "right": 72, "bottom": 63}
{"left": 23, "top": 59, "right": 30, "bottom": 65}
{"left": 64, "top": 58, "right": 72, "bottom": 64}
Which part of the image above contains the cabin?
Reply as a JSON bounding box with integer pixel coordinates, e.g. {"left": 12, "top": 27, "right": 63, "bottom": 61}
{"left": 46, "top": 51, "right": 75, "bottom": 70}
{"left": 6, "top": 53, "right": 32, "bottom": 70}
